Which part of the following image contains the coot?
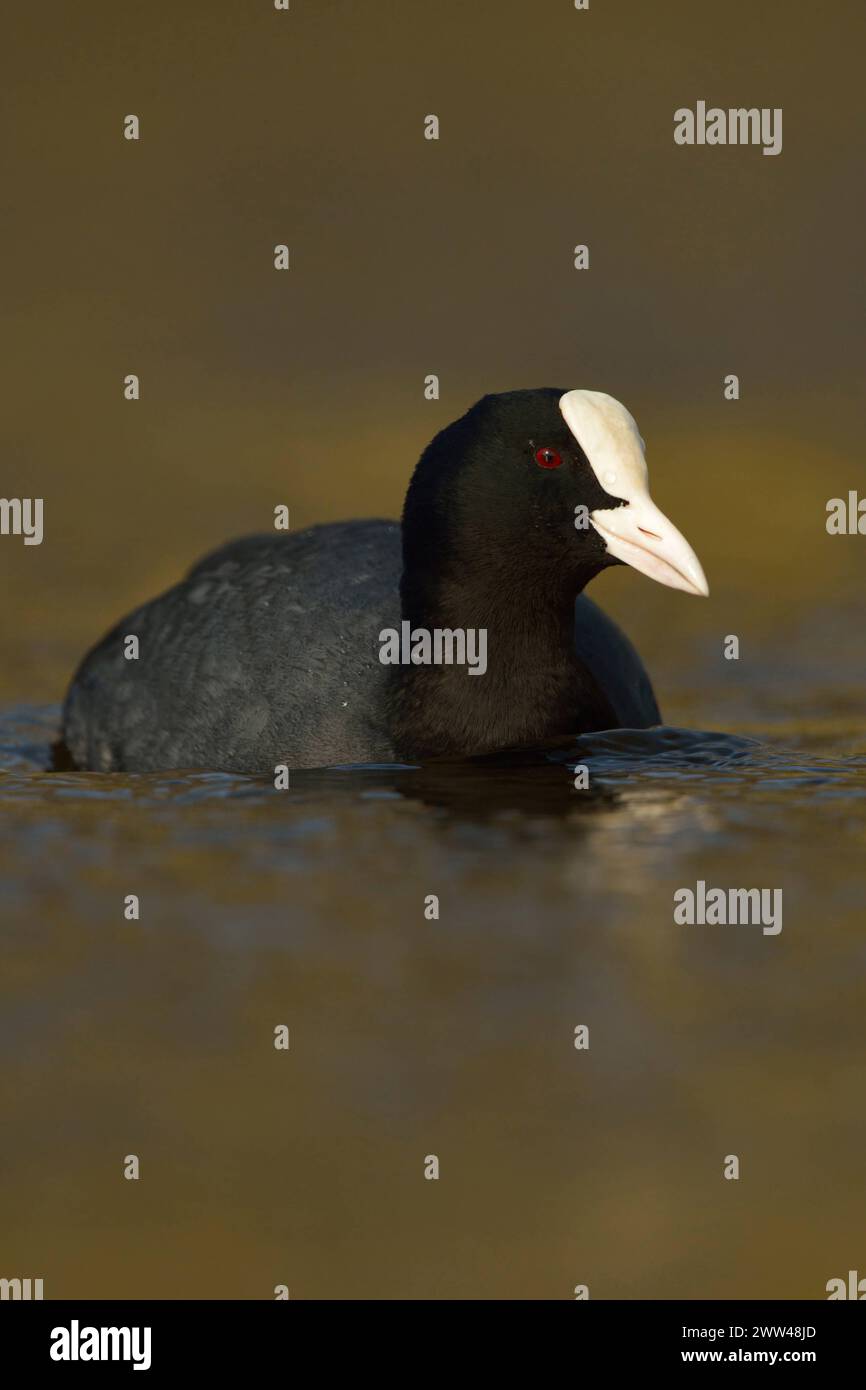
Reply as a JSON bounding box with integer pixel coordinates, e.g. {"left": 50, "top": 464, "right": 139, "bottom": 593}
{"left": 61, "top": 388, "right": 708, "bottom": 772}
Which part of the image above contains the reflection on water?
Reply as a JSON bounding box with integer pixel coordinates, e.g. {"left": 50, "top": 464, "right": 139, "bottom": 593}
{"left": 1, "top": 691, "right": 865, "bottom": 1299}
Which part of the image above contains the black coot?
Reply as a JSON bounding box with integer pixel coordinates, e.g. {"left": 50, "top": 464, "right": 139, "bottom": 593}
{"left": 61, "top": 388, "right": 708, "bottom": 772}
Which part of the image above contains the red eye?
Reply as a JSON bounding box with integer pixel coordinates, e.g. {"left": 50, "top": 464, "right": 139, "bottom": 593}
{"left": 535, "top": 446, "right": 562, "bottom": 469}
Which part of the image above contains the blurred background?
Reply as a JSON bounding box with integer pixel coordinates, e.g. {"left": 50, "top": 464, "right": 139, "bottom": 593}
{"left": 2, "top": 0, "right": 864, "bottom": 702}
{"left": 1, "top": 0, "right": 865, "bottom": 1300}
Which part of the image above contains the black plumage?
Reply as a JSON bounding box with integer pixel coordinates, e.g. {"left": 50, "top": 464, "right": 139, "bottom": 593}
{"left": 61, "top": 389, "right": 669, "bottom": 772}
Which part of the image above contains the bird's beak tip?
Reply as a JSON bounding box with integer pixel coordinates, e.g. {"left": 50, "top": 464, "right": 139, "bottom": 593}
{"left": 591, "top": 499, "right": 709, "bottom": 600}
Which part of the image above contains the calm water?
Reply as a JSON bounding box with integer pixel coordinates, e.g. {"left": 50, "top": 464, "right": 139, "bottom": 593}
{"left": 2, "top": 608, "right": 864, "bottom": 1299}
{"left": 4, "top": 0, "right": 864, "bottom": 1303}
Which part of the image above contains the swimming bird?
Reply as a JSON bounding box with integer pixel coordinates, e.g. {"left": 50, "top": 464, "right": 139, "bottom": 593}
{"left": 60, "top": 388, "right": 708, "bottom": 773}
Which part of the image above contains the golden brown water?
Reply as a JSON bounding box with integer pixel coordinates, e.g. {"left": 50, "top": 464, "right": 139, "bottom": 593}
{"left": 3, "top": 0, "right": 865, "bottom": 1300}
{"left": 2, "top": 558, "right": 865, "bottom": 1299}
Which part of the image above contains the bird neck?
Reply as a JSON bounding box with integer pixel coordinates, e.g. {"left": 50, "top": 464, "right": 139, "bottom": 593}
{"left": 388, "top": 554, "right": 615, "bottom": 759}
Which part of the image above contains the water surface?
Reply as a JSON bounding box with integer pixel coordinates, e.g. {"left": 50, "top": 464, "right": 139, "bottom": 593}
{"left": 2, "top": 638, "right": 864, "bottom": 1299}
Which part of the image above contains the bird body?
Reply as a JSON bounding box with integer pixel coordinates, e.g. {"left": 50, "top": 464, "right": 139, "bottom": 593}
{"left": 61, "top": 389, "right": 707, "bottom": 772}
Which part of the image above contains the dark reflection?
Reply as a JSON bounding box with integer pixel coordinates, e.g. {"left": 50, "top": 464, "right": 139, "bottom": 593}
{"left": 284, "top": 727, "right": 758, "bottom": 820}
{"left": 293, "top": 754, "right": 616, "bottom": 822}
{"left": 50, "top": 736, "right": 75, "bottom": 772}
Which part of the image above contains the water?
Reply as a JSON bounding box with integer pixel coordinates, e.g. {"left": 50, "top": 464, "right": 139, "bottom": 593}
{"left": 2, "top": 661, "right": 864, "bottom": 1299}
{"left": 4, "top": 0, "right": 864, "bottom": 1302}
